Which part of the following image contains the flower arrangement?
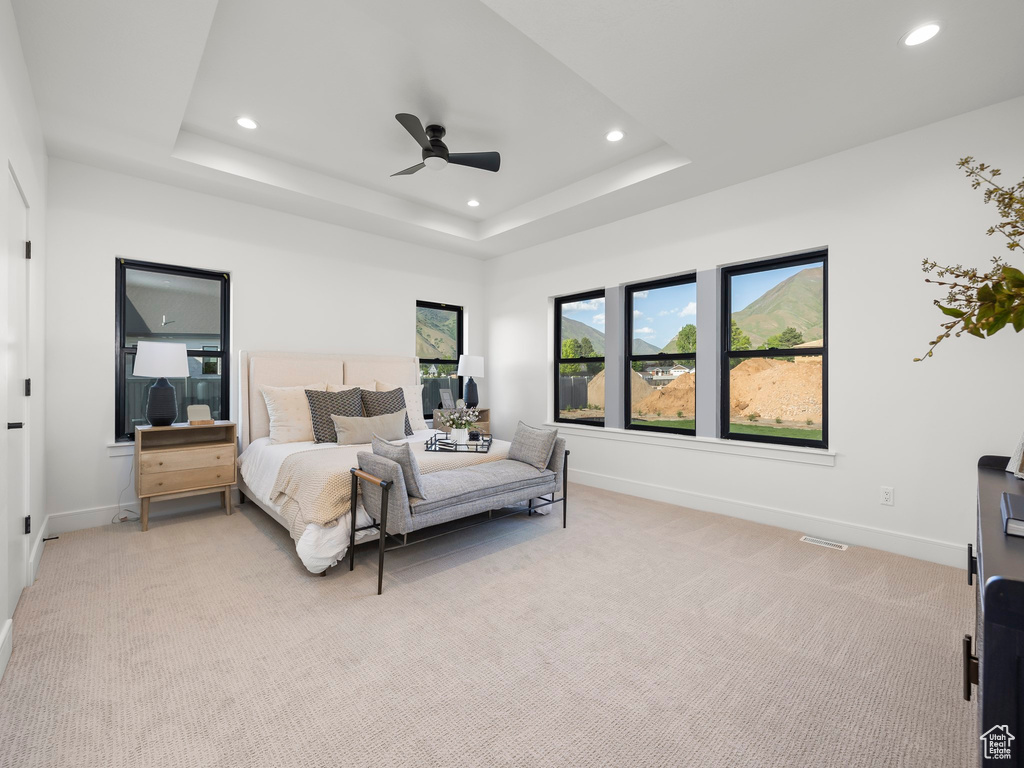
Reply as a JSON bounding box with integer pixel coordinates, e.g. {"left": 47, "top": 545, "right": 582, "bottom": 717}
{"left": 437, "top": 406, "right": 480, "bottom": 430}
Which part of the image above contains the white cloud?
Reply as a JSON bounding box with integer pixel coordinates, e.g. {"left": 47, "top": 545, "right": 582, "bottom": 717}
{"left": 562, "top": 299, "right": 602, "bottom": 311}
{"left": 635, "top": 326, "right": 656, "bottom": 336}
{"left": 634, "top": 309, "right": 644, "bottom": 317}
{"left": 657, "top": 308, "right": 678, "bottom": 317}
{"left": 633, "top": 291, "right": 649, "bottom": 299}
{"left": 593, "top": 313, "right": 605, "bottom": 326}
{"left": 678, "top": 301, "right": 697, "bottom": 317}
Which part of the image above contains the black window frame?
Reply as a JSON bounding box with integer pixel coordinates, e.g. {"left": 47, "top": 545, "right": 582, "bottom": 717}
{"left": 624, "top": 273, "right": 697, "bottom": 436}
{"left": 415, "top": 300, "right": 464, "bottom": 419}
{"left": 720, "top": 250, "right": 828, "bottom": 449}
{"left": 554, "top": 289, "right": 606, "bottom": 427}
{"left": 114, "top": 258, "right": 231, "bottom": 442}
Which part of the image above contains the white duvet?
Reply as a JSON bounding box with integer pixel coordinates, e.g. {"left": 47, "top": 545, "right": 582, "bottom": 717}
{"left": 238, "top": 431, "right": 435, "bottom": 573}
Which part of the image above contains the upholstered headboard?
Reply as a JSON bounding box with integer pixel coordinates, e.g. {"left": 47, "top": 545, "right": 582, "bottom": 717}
{"left": 238, "top": 350, "right": 420, "bottom": 451}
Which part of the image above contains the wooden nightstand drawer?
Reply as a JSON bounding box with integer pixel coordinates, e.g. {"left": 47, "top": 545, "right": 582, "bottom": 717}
{"left": 140, "top": 465, "right": 235, "bottom": 496}
{"left": 141, "top": 445, "right": 234, "bottom": 474}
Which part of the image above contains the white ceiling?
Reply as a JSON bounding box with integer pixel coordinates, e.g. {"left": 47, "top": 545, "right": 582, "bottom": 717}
{"left": 12, "top": 0, "right": 1024, "bottom": 258}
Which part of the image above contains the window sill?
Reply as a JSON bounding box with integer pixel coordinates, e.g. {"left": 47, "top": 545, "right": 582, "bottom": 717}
{"left": 107, "top": 441, "right": 134, "bottom": 457}
{"left": 544, "top": 421, "right": 836, "bottom": 467}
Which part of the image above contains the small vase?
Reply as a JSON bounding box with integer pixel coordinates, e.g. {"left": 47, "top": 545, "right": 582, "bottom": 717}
{"left": 450, "top": 427, "right": 469, "bottom": 444}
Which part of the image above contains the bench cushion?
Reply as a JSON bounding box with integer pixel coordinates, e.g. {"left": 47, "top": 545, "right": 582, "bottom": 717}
{"left": 409, "top": 459, "right": 555, "bottom": 515}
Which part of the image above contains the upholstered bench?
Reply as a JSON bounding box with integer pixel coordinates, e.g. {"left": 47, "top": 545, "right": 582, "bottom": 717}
{"left": 349, "top": 427, "right": 568, "bottom": 594}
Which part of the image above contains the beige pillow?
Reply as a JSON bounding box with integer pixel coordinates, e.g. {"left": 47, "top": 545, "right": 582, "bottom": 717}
{"left": 261, "top": 383, "right": 325, "bottom": 443}
{"left": 327, "top": 383, "right": 360, "bottom": 392}
{"left": 332, "top": 409, "right": 407, "bottom": 446}
{"left": 375, "top": 381, "right": 427, "bottom": 432}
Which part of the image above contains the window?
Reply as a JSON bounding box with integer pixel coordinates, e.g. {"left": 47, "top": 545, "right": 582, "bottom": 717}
{"left": 554, "top": 290, "right": 605, "bottom": 426}
{"left": 721, "top": 251, "right": 827, "bottom": 448}
{"left": 115, "top": 259, "right": 230, "bottom": 441}
{"left": 416, "top": 300, "right": 463, "bottom": 418}
{"left": 625, "top": 275, "right": 697, "bottom": 435}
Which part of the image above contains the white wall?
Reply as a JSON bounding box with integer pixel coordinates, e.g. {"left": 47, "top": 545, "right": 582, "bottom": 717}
{"left": 0, "top": 0, "right": 47, "bottom": 676}
{"left": 486, "top": 95, "right": 1024, "bottom": 567}
{"left": 44, "top": 159, "right": 486, "bottom": 529}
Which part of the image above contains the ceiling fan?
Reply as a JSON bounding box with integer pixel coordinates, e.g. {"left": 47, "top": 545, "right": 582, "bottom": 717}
{"left": 391, "top": 113, "right": 500, "bottom": 177}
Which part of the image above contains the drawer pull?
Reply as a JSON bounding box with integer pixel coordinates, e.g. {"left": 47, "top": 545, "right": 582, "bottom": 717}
{"left": 968, "top": 543, "right": 978, "bottom": 586}
{"left": 963, "top": 634, "right": 979, "bottom": 701}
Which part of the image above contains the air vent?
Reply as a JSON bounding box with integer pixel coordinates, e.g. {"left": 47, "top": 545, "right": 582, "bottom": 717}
{"left": 799, "top": 535, "right": 848, "bottom": 551}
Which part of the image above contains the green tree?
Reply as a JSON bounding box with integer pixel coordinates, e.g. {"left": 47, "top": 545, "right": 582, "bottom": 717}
{"left": 729, "top": 319, "right": 751, "bottom": 369}
{"left": 560, "top": 338, "right": 581, "bottom": 375}
{"left": 631, "top": 361, "right": 644, "bottom": 373}
{"left": 675, "top": 324, "right": 697, "bottom": 354}
{"left": 577, "top": 337, "right": 595, "bottom": 357}
{"left": 763, "top": 327, "right": 804, "bottom": 349}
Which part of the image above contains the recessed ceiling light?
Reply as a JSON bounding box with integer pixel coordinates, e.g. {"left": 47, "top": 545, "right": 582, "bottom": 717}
{"left": 467, "top": 199, "right": 480, "bottom": 207}
{"left": 606, "top": 130, "right": 624, "bottom": 142}
{"left": 901, "top": 23, "right": 940, "bottom": 47}
{"left": 236, "top": 116, "right": 259, "bottom": 130}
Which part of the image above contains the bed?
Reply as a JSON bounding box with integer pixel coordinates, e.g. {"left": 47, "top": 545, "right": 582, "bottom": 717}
{"left": 235, "top": 350, "right": 509, "bottom": 573}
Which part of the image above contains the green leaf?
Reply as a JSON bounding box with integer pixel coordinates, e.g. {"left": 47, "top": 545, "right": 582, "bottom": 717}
{"left": 967, "top": 325, "right": 985, "bottom": 339}
{"left": 938, "top": 304, "right": 965, "bottom": 318}
{"left": 978, "top": 284, "right": 998, "bottom": 303}
{"left": 1003, "top": 266, "right": 1024, "bottom": 285}
{"left": 988, "top": 310, "right": 1011, "bottom": 335}
{"left": 1012, "top": 306, "right": 1024, "bottom": 333}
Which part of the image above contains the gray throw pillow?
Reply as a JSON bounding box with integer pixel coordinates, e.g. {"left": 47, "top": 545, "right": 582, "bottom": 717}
{"left": 361, "top": 388, "right": 414, "bottom": 436}
{"left": 305, "top": 388, "right": 363, "bottom": 443}
{"left": 371, "top": 435, "right": 426, "bottom": 499}
{"left": 508, "top": 421, "right": 558, "bottom": 470}
{"left": 331, "top": 410, "right": 407, "bottom": 445}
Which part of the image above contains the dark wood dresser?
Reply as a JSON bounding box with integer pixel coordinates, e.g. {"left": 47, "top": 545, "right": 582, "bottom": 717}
{"left": 969, "top": 456, "right": 1024, "bottom": 765}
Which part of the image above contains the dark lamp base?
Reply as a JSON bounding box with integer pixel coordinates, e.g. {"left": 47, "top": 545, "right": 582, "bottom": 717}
{"left": 146, "top": 378, "right": 178, "bottom": 426}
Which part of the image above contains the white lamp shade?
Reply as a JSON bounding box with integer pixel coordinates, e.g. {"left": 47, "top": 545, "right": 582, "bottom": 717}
{"left": 133, "top": 341, "right": 190, "bottom": 378}
{"left": 457, "top": 355, "right": 484, "bottom": 378}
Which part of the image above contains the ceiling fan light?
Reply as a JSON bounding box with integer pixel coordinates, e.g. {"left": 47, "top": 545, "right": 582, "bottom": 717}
{"left": 424, "top": 156, "right": 447, "bottom": 170}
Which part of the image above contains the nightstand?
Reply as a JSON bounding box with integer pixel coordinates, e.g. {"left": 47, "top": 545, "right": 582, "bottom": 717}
{"left": 134, "top": 421, "right": 237, "bottom": 531}
{"left": 432, "top": 408, "right": 490, "bottom": 435}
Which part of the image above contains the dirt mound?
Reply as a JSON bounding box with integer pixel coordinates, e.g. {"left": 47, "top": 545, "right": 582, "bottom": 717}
{"left": 729, "top": 357, "right": 821, "bottom": 422}
{"left": 588, "top": 368, "right": 654, "bottom": 409}
{"left": 635, "top": 373, "right": 695, "bottom": 417}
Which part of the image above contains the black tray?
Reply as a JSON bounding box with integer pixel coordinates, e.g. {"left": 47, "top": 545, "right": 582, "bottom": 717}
{"left": 424, "top": 432, "right": 493, "bottom": 453}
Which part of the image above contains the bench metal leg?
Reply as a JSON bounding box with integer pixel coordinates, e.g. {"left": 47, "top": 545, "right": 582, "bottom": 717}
{"left": 563, "top": 450, "right": 569, "bottom": 529}
{"left": 349, "top": 472, "right": 358, "bottom": 572}
{"left": 377, "top": 484, "right": 391, "bottom": 595}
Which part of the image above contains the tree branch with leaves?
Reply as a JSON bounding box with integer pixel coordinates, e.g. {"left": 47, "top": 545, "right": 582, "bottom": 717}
{"left": 917, "top": 157, "right": 1024, "bottom": 361}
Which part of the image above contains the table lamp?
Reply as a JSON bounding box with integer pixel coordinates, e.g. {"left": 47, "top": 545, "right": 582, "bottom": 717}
{"left": 457, "top": 354, "right": 484, "bottom": 408}
{"left": 133, "top": 341, "right": 189, "bottom": 426}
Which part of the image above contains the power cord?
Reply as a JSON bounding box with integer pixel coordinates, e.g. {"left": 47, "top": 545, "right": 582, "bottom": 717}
{"left": 112, "top": 460, "right": 140, "bottom": 524}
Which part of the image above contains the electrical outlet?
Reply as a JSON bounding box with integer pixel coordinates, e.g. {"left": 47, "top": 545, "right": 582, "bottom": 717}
{"left": 880, "top": 486, "right": 894, "bottom": 506}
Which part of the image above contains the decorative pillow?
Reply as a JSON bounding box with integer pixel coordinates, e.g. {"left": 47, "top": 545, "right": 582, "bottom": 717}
{"left": 508, "top": 421, "right": 558, "bottom": 470}
{"left": 371, "top": 435, "right": 426, "bottom": 499}
{"left": 361, "top": 388, "right": 413, "bottom": 436}
{"left": 261, "top": 383, "right": 325, "bottom": 443}
{"left": 305, "top": 388, "right": 363, "bottom": 443}
{"left": 375, "top": 380, "right": 427, "bottom": 432}
{"left": 331, "top": 410, "right": 407, "bottom": 446}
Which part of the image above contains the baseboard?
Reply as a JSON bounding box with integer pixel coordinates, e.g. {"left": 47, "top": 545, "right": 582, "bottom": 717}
{"left": 568, "top": 468, "right": 965, "bottom": 568}
{"left": 0, "top": 618, "right": 12, "bottom": 684}
{"left": 46, "top": 492, "right": 244, "bottom": 537}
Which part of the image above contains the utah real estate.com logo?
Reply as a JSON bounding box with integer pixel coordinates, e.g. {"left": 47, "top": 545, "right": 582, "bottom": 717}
{"left": 981, "top": 725, "right": 1015, "bottom": 760}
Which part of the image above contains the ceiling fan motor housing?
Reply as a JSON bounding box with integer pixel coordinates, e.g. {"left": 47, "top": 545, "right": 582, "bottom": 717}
{"left": 423, "top": 124, "right": 449, "bottom": 164}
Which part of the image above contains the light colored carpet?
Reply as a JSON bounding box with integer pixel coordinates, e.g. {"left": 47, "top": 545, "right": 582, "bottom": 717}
{"left": 0, "top": 485, "right": 975, "bottom": 767}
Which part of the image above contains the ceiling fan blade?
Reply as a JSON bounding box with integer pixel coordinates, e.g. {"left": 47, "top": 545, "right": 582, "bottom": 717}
{"left": 448, "top": 152, "right": 501, "bottom": 173}
{"left": 391, "top": 162, "right": 425, "bottom": 177}
{"left": 395, "top": 113, "right": 431, "bottom": 151}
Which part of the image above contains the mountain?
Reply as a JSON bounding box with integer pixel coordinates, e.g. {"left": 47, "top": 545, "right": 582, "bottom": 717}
{"left": 732, "top": 267, "right": 824, "bottom": 347}
{"left": 562, "top": 317, "right": 663, "bottom": 357}
{"left": 561, "top": 317, "right": 606, "bottom": 354}
{"left": 633, "top": 338, "right": 661, "bottom": 355}
{"left": 416, "top": 307, "right": 459, "bottom": 359}
{"left": 660, "top": 335, "right": 679, "bottom": 354}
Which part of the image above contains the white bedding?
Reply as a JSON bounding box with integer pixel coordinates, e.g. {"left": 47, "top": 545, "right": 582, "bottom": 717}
{"left": 238, "top": 431, "right": 435, "bottom": 572}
